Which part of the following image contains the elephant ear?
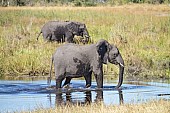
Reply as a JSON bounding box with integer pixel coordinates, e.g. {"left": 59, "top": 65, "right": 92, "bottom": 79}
{"left": 79, "top": 24, "right": 86, "bottom": 33}
{"left": 79, "top": 24, "right": 85, "bottom": 29}
{"left": 67, "top": 22, "right": 79, "bottom": 35}
{"left": 96, "top": 39, "right": 109, "bottom": 64}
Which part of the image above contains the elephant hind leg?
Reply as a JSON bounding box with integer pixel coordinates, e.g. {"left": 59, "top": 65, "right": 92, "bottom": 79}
{"left": 63, "top": 77, "right": 72, "bottom": 87}
{"left": 56, "top": 75, "right": 65, "bottom": 89}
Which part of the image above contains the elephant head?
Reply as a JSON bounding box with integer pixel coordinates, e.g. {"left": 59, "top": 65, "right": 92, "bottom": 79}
{"left": 96, "top": 39, "right": 124, "bottom": 88}
{"left": 67, "top": 21, "right": 90, "bottom": 43}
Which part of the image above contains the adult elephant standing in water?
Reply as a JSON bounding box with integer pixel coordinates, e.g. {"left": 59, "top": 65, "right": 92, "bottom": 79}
{"left": 37, "top": 21, "right": 90, "bottom": 44}
{"left": 49, "top": 39, "right": 124, "bottom": 89}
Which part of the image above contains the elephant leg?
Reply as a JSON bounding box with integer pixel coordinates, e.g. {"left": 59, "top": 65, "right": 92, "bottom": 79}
{"left": 55, "top": 66, "right": 66, "bottom": 89}
{"left": 56, "top": 75, "right": 65, "bottom": 89}
{"left": 51, "top": 34, "right": 56, "bottom": 41}
{"left": 61, "top": 36, "right": 65, "bottom": 43}
{"left": 56, "top": 79, "right": 63, "bottom": 89}
{"left": 94, "top": 74, "right": 103, "bottom": 88}
{"left": 63, "top": 77, "right": 72, "bottom": 87}
{"left": 66, "top": 36, "right": 74, "bottom": 43}
{"left": 93, "top": 68, "right": 103, "bottom": 88}
{"left": 84, "top": 71, "right": 92, "bottom": 88}
{"left": 65, "top": 32, "right": 74, "bottom": 43}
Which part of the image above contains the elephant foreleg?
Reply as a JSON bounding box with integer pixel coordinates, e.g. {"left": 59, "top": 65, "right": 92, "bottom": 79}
{"left": 51, "top": 33, "right": 56, "bottom": 41}
{"left": 93, "top": 68, "right": 103, "bottom": 88}
{"left": 65, "top": 32, "right": 74, "bottom": 43}
{"left": 84, "top": 71, "right": 92, "bottom": 88}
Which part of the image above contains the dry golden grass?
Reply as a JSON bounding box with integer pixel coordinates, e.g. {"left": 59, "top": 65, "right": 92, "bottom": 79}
{"left": 29, "top": 100, "right": 170, "bottom": 113}
{"left": 0, "top": 4, "right": 170, "bottom": 77}
{"left": 1, "top": 4, "right": 170, "bottom": 12}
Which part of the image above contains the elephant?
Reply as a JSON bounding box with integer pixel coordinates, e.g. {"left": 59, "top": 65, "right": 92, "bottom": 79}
{"left": 54, "top": 90, "right": 123, "bottom": 106}
{"left": 48, "top": 39, "right": 124, "bottom": 89}
{"left": 36, "top": 21, "right": 90, "bottom": 44}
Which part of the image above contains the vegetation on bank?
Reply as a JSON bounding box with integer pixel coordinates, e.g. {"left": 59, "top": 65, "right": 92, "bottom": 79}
{"left": 1, "top": 0, "right": 170, "bottom": 7}
{"left": 27, "top": 100, "right": 170, "bottom": 113}
{"left": 0, "top": 4, "right": 170, "bottom": 78}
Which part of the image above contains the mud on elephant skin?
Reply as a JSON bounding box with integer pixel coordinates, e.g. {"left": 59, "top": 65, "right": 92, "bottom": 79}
{"left": 37, "top": 21, "right": 90, "bottom": 44}
{"left": 49, "top": 39, "right": 124, "bottom": 89}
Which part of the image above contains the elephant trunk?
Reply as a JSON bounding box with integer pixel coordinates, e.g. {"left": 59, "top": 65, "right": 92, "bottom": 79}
{"left": 83, "top": 29, "right": 90, "bottom": 43}
{"left": 115, "top": 54, "right": 124, "bottom": 88}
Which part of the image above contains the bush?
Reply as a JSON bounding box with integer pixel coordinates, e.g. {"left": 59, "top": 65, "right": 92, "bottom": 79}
{"left": 73, "top": 0, "right": 83, "bottom": 6}
{"left": 145, "top": 0, "right": 164, "bottom": 4}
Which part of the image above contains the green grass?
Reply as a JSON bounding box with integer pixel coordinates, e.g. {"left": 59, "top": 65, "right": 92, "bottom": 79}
{"left": 0, "top": 5, "right": 170, "bottom": 78}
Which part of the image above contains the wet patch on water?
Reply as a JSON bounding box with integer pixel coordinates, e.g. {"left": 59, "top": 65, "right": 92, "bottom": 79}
{"left": 0, "top": 79, "right": 170, "bottom": 112}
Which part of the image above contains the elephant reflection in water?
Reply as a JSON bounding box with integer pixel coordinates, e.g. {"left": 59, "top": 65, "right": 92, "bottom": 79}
{"left": 52, "top": 89, "right": 124, "bottom": 106}
{"left": 55, "top": 91, "right": 93, "bottom": 106}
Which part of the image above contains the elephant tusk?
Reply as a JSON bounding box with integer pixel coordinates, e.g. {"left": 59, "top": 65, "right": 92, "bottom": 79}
{"left": 119, "top": 63, "right": 124, "bottom": 67}
{"left": 84, "top": 35, "right": 89, "bottom": 38}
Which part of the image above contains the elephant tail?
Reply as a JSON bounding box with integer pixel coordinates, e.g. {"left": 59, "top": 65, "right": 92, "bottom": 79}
{"left": 47, "top": 55, "right": 54, "bottom": 86}
{"left": 36, "top": 31, "right": 42, "bottom": 41}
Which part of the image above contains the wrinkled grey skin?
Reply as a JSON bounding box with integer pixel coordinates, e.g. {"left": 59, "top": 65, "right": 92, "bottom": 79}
{"left": 49, "top": 39, "right": 124, "bottom": 89}
{"left": 37, "top": 21, "right": 90, "bottom": 43}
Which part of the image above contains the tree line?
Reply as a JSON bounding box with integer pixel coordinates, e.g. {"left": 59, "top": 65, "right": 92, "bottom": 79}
{"left": 1, "top": 0, "right": 170, "bottom": 7}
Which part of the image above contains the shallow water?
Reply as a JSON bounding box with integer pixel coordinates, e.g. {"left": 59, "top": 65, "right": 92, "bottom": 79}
{"left": 0, "top": 79, "right": 170, "bottom": 113}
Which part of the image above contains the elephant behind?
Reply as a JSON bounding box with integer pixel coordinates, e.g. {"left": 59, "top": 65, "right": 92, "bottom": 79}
{"left": 49, "top": 39, "right": 124, "bottom": 89}
{"left": 37, "top": 21, "right": 90, "bottom": 44}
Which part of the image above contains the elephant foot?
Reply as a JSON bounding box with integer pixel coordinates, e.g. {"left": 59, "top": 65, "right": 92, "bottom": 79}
{"left": 62, "top": 84, "right": 71, "bottom": 89}
{"left": 85, "top": 84, "right": 91, "bottom": 88}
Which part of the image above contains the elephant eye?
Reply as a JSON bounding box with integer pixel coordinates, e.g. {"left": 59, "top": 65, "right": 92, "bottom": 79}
{"left": 113, "top": 53, "right": 117, "bottom": 57}
{"left": 80, "top": 29, "right": 84, "bottom": 32}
